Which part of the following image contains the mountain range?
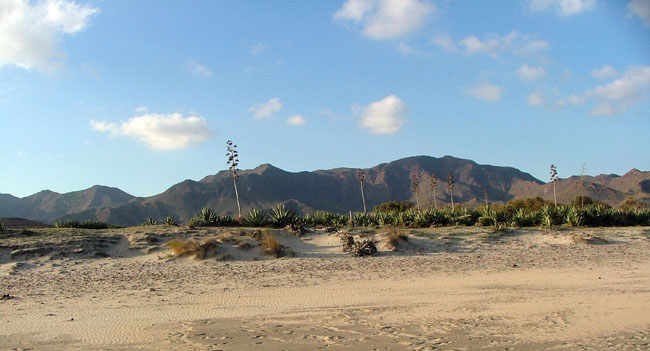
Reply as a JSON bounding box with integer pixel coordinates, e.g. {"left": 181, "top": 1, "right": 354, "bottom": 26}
{"left": 1, "top": 155, "right": 648, "bottom": 226}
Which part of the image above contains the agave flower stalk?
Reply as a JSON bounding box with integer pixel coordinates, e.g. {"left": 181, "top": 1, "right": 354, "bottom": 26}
{"left": 447, "top": 172, "right": 455, "bottom": 211}
{"left": 580, "top": 163, "right": 586, "bottom": 209}
{"left": 411, "top": 173, "right": 421, "bottom": 210}
{"left": 227, "top": 140, "right": 242, "bottom": 219}
{"left": 357, "top": 169, "right": 367, "bottom": 214}
{"left": 550, "top": 164, "right": 558, "bottom": 209}
{"left": 429, "top": 172, "right": 438, "bottom": 209}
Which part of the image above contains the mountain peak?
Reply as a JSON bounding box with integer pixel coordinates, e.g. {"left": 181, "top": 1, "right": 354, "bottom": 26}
{"left": 624, "top": 168, "right": 642, "bottom": 176}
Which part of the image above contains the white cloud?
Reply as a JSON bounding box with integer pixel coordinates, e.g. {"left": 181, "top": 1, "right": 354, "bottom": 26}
{"left": 627, "top": 0, "right": 650, "bottom": 25}
{"left": 359, "top": 94, "right": 407, "bottom": 134}
{"left": 350, "top": 103, "right": 362, "bottom": 115}
{"left": 436, "top": 30, "right": 548, "bottom": 59}
{"left": 334, "top": 0, "right": 436, "bottom": 40}
{"left": 186, "top": 59, "right": 212, "bottom": 77}
{"left": 553, "top": 65, "right": 650, "bottom": 116}
{"left": 529, "top": 0, "right": 596, "bottom": 16}
{"left": 527, "top": 91, "right": 545, "bottom": 106}
{"left": 396, "top": 42, "right": 416, "bottom": 54}
{"left": 517, "top": 64, "right": 547, "bottom": 80}
{"left": 466, "top": 83, "right": 502, "bottom": 102}
{"left": 81, "top": 62, "right": 102, "bottom": 79}
{"left": 90, "top": 113, "right": 214, "bottom": 150}
{"left": 0, "top": 0, "right": 98, "bottom": 72}
{"left": 135, "top": 106, "right": 149, "bottom": 113}
{"left": 248, "top": 98, "right": 282, "bottom": 119}
{"left": 334, "top": 0, "right": 374, "bottom": 21}
{"left": 252, "top": 42, "right": 268, "bottom": 55}
{"left": 286, "top": 115, "right": 306, "bottom": 126}
{"left": 591, "top": 65, "right": 619, "bottom": 80}
{"left": 431, "top": 33, "right": 458, "bottom": 53}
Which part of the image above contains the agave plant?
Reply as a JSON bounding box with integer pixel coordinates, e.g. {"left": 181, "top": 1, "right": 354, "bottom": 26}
{"left": 375, "top": 211, "right": 394, "bottom": 226}
{"left": 246, "top": 208, "right": 268, "bottom": 227}
{"left": 198, "top": 207, "right": 219, "bottom": 225}
{"left": 0, "top": 221, "right": 4, "bottom": 231}
{"left": 540, "top": 205, "right": 558, "bottom": 228}
{"left": 510, "top": 208, "right": 537, "bottom": 227}
{"left": 55, "top": 219, "right": 80, "bottom": 228}
{"left": 165, "top": 217, "right": 178, "bottom": 226}
{"left": 353, "top": 212, "right": 376, "bottom": 227}
{"left": 80, "top": 220, "right": 109, "bottom": 229}
{"left": 146, "top": 217, "right": 158, "bottom": 226}
{"left": 269, "top": 204, "right": 297, "bottom": 227}
{"left": 565, "top": 207, "right": 584, "bottom": 227}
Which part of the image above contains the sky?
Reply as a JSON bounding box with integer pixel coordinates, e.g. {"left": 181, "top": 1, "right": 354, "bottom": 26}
{"left": 1, "top": 0, "right": 649, "bottom": 198}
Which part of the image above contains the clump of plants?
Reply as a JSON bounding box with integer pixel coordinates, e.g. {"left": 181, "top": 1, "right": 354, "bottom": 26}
{"left": 54, "top": 219, "right": 110, "bottom": 229}
{"left": 166, "top": 238, "right": 219, "bottom": 259}
{"left": 188, "top": 207, "right": 238, "bottom": 228}
{"left": 165, "top": 217, "right": 178, "bottom": 226}
{"left": 259, "top": 231, "right": 286, "bottom": 258}
{"left": 385, "top": 227, "right": 408, "bottom": 250}
{"left": 245, "top": 208, "right": 268, "bottom": 227}
{"left": 269, "top": 204, "right": 297, "bottom": 227}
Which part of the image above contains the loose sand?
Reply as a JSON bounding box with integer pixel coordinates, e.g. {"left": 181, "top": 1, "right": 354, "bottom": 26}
{"left": 1, "top": 226, "right": 649, "bottom": 350}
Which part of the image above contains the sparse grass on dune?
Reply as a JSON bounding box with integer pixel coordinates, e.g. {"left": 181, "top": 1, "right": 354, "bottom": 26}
{"left": 385, "top": 227, "right": 409, "bottom": 249}
{"left": 260, "top": 231, "right": 284, "bottom": 257}
{"left": 166, "top": 238, "right": 219, "bottom": 259}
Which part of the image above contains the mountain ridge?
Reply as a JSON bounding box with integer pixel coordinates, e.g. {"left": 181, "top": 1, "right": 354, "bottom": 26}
{"left": 1, "top": 155, "right": 648, "bottom": 226}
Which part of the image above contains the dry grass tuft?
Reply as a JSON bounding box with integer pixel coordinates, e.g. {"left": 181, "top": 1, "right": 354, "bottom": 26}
{"left": 386, "top": 227, "right": 409, "bottom": 250}
{"left": 260, "top": 231, "right": 284, "bottom": 258}
{"left": 166, "top": 238, "right": 219, "bottom": 259}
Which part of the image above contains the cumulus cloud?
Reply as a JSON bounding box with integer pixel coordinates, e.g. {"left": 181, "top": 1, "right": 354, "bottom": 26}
{"left": 396, "top": 42, "right": 417, "bottom": 54}
{"left": 286, "top": 115, "right": 306, "bottom": 126}
{"left": 248, "top": 98, "right": 282, "bottom": 119}
{"left": 627, "top": 0, "right": 650, "bottom": 25}
{"left": 334, "top": 0, "right": 436, "bottom": 40}
{"left": 0, "top": 0, "right": 98, "bottom": 72}
{"left": 551, "top": 65, "right": 650, "bottom": 116}
{"left": 517, "top": 64, "right": 547, "bottom": 80}
{"left": 431, "top": 33, "right": 458, "bottom": 53}
{"left": 528, "top": 0, "right": 596, "bottom": 16}
{"left": 186, "top": 59, "right": 212, "bottom": 77}
{"left": 252, "top": 42, "right": 268, "bottom": 55}
{"left": 527, "top": 91, "right": 545, "bottom": 106}
{"left": 591, "top": 65, "right": 619, "bottom": 80}
{"left": 466, "top": 83, "right": 502, "bottom": 102}
{"left": 433, "top": 30, "right": 548, "bottom": 59}
{"left": 90, "top": 113, "right": 214, "bottom": 150}
{"left": 359, "top": 95, "right": 407, "bottom": 134}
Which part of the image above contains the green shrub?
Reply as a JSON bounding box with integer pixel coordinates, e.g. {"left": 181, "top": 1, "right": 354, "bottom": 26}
{"left": 165, "top": 217, "right": 178, "bottom": 226}
{"left": 199, "top": 207, "right": 219, "bottom": 225}
{"left": 55, "top": 219, "right": 109, "bottom": 229}
{"left": 373, "top": 201, "right": 414, "bottom": 213}
{"left": 510, "top": 208, "right": 537, "bottom": 227}
{"left": 565, "top": 207, "right": 584, "bottom": 227}
{"left": 269, "top": 204, "right": 297, "bottom": 227}
{"left": 246, "top": 208, "right": 268, "bottom": 227}
{"left": 478, "top": 207, "right": 507, "bottom": 227}
{"left": 352, "top": 212, "right": 377, "bottom": 227}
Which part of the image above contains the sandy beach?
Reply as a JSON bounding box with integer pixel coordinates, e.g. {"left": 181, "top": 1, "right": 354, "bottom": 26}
{"left": 1, "top": 226, "right": 649, "bottom": 350}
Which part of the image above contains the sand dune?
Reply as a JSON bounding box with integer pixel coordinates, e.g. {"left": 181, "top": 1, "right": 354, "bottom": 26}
{"left": 1, "top": 226, "right": 649, "bottom": 350}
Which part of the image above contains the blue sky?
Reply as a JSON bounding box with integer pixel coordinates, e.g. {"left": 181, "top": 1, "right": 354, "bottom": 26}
{"left": 1, "top": 0, "right": 649, "bottom": 198}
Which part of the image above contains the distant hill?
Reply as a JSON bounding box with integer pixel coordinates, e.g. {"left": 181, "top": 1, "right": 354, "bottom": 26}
{"left": 0, "top": 218, "right": 52, "bottom": 230}
{"left": 0, "top": 185, "right": 134, "bottom": 223}
{"left": 1, "top": 156, "right": 648, "bottom": 226}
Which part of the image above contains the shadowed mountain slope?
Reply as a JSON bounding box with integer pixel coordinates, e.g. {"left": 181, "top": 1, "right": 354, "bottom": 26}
{"left": 2, "top": 156, "right": 648, "bottom": 226}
